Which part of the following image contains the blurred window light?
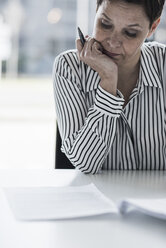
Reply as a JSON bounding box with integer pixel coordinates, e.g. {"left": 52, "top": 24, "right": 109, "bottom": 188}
{"left": 0, "top": 15, "right": 12, "bottom": 61}
{"left": 47, "top": 8, "right": 62, "bottom": 24}
{"left": 154, "top": 3, "right": 166, "bottom": 44}
{"left": 155, "top": 28, "right": 166, "bottom": 43}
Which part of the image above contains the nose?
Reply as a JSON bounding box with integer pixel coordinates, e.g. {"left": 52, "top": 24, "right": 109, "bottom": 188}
{"left": 106, "top": 33, "right": 122, "bottom": 49}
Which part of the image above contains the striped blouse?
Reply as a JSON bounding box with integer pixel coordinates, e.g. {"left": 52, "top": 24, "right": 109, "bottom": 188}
{"left": 53, "top": 41, "right": 166, "bottom": 174}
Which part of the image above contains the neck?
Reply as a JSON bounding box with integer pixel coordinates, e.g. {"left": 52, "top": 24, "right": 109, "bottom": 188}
{"left": 118, "top": 57, "right": 140, "bottom": 85}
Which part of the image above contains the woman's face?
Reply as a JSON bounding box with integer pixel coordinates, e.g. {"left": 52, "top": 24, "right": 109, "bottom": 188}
{"left": 93, "top": 0, "right": 154, "bottom": 67}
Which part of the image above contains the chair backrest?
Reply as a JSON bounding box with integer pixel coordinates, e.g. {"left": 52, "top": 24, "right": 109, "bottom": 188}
{"left": 55, "top": 125, "right": 75, "bottom": 169}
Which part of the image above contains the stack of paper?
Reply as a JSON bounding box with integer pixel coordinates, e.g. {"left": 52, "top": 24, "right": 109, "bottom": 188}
{"left": 3, "top": 184, "right": 118, "bottom": 220}
{"left": 3, "top": 183, "right": 166, "bottom": 221}
{"left": 119, "top": 198, "right": 166, "bottom": 220}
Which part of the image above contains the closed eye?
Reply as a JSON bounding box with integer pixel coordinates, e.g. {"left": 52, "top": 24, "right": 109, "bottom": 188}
{"left": 100, "top": 19, "right": 113, "bottom": 29}
{"left": 125, "top": 31, "right": 137, "bottom": 38}
{"left": 101, "top": 22, "right": 113, "bottom": 29}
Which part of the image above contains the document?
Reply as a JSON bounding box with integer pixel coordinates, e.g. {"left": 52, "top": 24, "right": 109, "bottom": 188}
{"left": 118, "top": 198, "right": 166, "bottom": 220}
{"left": 3, "top": 184, "right": 118, "bottom": 220}
{"left": 3, "top": 184, "right": 166, "bottom": 221}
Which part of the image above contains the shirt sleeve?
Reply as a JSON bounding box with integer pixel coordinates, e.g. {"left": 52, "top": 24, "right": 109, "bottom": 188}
{"left": 53, "top": 53, "right": 125, "bottom": 174}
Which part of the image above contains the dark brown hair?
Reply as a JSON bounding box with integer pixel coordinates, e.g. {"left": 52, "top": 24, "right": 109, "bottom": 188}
{"left": 96, "top": 0, "right": 165, "bottom": 27}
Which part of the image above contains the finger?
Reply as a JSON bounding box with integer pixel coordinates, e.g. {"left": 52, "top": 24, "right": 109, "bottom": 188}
{"left": 84, "top": 37, "right": 96, "bottom": 53}
{"left": 92, "top": 41, "right": 103, "bottom": 54}
{"left": 76, "top": 39, "right": 83, "bottom": 53}
{"left": 78, "top": 37, "right": 93, "bottom": 59}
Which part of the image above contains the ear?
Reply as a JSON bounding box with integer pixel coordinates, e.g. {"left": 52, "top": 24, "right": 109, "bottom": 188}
{"left": 147, "top": 18, "right": 160, "bottom": 38}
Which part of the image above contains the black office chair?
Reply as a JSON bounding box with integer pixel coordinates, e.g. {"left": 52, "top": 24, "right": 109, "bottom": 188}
{"left": 55, "top": 125, "right": 75, "bottom": 169}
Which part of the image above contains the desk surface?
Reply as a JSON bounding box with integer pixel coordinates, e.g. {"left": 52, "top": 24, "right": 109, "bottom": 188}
{"left": 0, "top": 169, "right": 166, "bottom": 248}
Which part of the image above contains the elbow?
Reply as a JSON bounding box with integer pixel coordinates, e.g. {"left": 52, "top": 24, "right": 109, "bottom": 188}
{"left": 62, "top": 141, "right": 104, "bottom": 174}
{"left": 65, "top": 153, "right": 102, "bottom": 174}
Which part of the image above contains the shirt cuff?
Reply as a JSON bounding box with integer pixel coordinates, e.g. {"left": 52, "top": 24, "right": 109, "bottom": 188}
{"left": 94, "top": 85, "right": 125, "bottom": 117}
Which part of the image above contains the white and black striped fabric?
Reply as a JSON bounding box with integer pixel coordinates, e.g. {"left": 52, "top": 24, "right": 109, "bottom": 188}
{"left": 53, "top": 42, "right": 166, "bottom": 174}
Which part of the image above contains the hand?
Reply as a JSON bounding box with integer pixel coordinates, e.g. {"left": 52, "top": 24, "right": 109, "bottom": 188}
{"left": 76, "top": 36, "right": 118, "bottom": 95}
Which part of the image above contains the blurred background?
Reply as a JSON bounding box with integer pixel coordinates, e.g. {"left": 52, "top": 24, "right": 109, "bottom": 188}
{"left": 0, "top": 0, "right": 165, "bottom": 169}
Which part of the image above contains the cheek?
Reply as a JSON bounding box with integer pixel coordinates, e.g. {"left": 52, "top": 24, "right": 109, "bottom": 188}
{"left": 93, "top": 22, "right": 108, "bottom": 41}
{"left": 93, "top": 28, "right": 105, "bottom": 41}
{"left": 126, "top": 32, "right": 148, "bottom": 55}
{"left": 123, "top": 39, "right": 144, "bottom": 57}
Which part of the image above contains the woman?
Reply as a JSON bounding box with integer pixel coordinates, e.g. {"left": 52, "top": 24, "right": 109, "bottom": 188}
{"left": 53, "top": 0, "right": 166, "bottom": 173}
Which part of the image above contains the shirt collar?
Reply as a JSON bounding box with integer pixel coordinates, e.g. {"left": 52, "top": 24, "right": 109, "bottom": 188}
{"left": 138, "top": 43, "right": 162, "bottom": 90}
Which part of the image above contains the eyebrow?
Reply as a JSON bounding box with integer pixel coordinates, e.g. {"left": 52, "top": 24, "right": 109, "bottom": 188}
{"left": 128, "top": 24, "right": 143, "bottom": 29}
{"left": 102, "top": 13, "right": 143, "bottom": 29}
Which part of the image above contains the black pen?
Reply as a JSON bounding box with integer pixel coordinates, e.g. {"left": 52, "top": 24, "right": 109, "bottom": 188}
{"left": 77, "top": 27, "right": 86, "bottom": 46}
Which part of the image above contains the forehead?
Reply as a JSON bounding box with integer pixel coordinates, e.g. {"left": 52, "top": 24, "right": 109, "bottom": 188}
{"left": 97, "top": 0, "right": 149, "bottom": 25}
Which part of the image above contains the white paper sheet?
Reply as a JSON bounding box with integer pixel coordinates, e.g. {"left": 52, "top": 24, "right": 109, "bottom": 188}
{"left": 3, "top": 184, "right": 118, "bottom": 220}
{"left": 119, "top": 198, "right": 166, "bottom": 220}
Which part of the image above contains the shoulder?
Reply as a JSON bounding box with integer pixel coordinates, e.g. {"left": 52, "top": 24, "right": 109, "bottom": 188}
{"left": 53, "top": 49, "right": 92, "bottom": 92}
{"left": 141, "top": 42, "right": 166, "bottom": 73}
{"left": 53, "top": 49, "right": 79, "bottom": 72}
{"left": 142, "top": 41, "right": 166, "bottom": 59}
{"left": 53, "top": 49, "right": 82, "bottom": 87}
{"left": 143, "top": 41, "right": 166, "bottom": 49}
{"left": 53, "top": 49, "right": 100, "bottom": 93}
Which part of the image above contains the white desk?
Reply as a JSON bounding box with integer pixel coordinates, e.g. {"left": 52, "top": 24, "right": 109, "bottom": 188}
{"left": 0, "top": 169, "right": 166, "bottom": 248}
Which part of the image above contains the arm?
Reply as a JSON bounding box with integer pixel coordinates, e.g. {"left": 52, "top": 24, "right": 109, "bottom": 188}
{"left": 53, "top": 52, "right": 124, "bottom": 174}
